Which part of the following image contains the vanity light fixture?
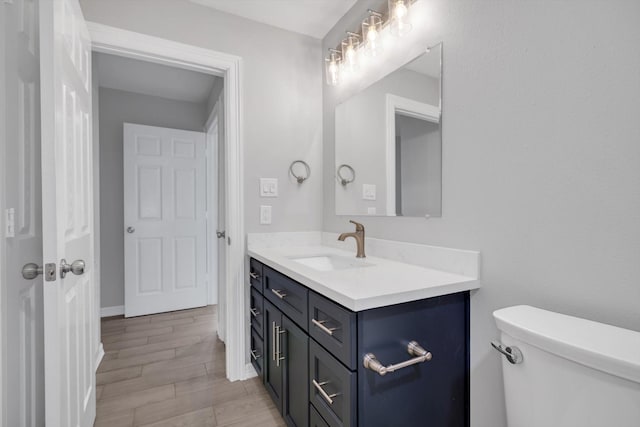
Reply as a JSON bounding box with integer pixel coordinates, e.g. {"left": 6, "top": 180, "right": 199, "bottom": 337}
{"left": 324, "top": 0, "right": 416, "bottom": 86}
{"left": 325, "top": 49, "right": 342, "bottom": 86}
{"left": 341, "top": 32, "right": 361, "bottom": 74}
{"left": 389, "top": 0, "right": 412, "bottom": 37}
{"left": 362, "top": 10, "right": 383, "bottom": 57}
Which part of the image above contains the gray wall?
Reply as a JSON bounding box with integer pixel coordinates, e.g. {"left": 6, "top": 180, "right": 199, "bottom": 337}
{"left": 323, "top": 1, "right": 640, "bottom": 426}
{"left": 98, "top": 87, "right": 207, "bottom": 308}
{"left": 81, "top": 0, "right": 324, "bottom": 233}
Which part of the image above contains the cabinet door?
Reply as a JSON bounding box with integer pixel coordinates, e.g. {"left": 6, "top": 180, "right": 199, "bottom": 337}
{"left": 310, "top": 405, "right": 330, "bottom": 427}
{"left": 282, "top": 316, "right": 309, "bottom": 427}
{"left": 357, "top": 292, "right": 469, "bottom": 427}
{"left": 264, "top": 300, "right": 284, "bottom": 412}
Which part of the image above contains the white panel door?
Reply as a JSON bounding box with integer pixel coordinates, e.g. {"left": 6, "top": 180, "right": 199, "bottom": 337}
{"left": 2, "top": 0, "right": 45, "bottom": 425}
{"left": 39, "top": 0, "right": 97, "bottom": 426}
{"left": 124, "top": 123, "right": 207, "bottom": 317}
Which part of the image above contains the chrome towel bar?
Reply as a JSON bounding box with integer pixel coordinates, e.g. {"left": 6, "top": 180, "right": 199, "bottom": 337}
{"left": 363, "top": 341, "right": 432, "bottom": 376}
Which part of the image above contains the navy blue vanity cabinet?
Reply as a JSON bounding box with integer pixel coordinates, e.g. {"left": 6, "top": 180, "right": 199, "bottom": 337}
{"left": 264, "top": 299, "right": 310, "bottom": 427}
{"left": 249, "top": 258, "right": 470, "bottom": 427}
{"left": 250, "top": 258, "right": 264, "bottom": 292}
{"left": 357, "top": 292, "right": 470, "bottom": 427}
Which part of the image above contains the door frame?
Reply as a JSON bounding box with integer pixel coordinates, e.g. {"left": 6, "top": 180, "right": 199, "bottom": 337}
{"left": 88, "top": 22, "right": 247, "bottom": 381}
{"left": 0, "top": 2, "right": 6, "bottom": 421}
{"left": 205, "top": 101, "right": 220, "bottom": 307}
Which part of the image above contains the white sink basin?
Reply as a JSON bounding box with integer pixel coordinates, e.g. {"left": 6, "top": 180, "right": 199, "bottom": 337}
{"left": 290, "top": 255, "right": 372, "bottom": 272}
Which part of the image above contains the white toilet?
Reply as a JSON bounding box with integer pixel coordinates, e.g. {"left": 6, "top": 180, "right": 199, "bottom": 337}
{"left": 493, "top": 305, "right": 640, "bottom": 427}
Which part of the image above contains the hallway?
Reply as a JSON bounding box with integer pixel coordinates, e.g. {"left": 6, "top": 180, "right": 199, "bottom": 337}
{"left": 95, "top": 306, "right": 285, "bottom": 426}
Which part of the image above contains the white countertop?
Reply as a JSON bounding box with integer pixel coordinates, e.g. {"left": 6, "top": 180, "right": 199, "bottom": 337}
{"left": 248, "top": 245, "right": 480, "bottom": 311}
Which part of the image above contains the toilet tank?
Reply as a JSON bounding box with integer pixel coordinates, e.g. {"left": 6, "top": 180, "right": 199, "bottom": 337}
{"left": 493, "top": 305, "right": 640, "bottom": 427}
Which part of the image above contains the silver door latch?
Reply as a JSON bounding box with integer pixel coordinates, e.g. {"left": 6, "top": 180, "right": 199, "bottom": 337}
{"left": 216, "top": 230, "right": 225, "bottom": 239}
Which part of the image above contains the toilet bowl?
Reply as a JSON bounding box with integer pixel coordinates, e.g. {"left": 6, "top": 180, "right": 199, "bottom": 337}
{"left": 493, "top": 305, "right": 640, "bottom": 427}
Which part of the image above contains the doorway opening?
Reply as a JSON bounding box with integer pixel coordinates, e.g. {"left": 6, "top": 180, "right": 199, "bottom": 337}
{"left": 88, "top": 22, "right": 247, "bottom": 383}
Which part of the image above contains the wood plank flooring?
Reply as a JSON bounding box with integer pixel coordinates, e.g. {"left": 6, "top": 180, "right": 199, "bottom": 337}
{"left": 95, "top": 305, "right": 285, "bottom": 427}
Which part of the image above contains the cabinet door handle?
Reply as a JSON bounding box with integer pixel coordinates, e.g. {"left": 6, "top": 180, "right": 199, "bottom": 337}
{"left": 311, "top": 318, "right": 338, "bottom": 336}
{"left": 276, "top": 327, "right": 286, "bottom": 367}
{"left": 363, "top": 340, "right": 432, "bottom": 376}
{"left": 312, "top": 379, "right": 340, "bottom": 405}
{"left": 272, "top": 322, "right": 277, "bottom": 362}
{"left": 250, "top": 349, "right": 261, "bottom": 360}
{"left": 271, "top": 289, "right": 287, "bottom": 299}
{"left": 250, "top": 308, "right": 260, "bottom": 317}
{"left": 249, "top": 272, "right": 260, "bottom": 280}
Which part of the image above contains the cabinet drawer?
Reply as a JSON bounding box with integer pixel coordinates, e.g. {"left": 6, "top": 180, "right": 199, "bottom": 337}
{"left": 250, "top": 328, "right": 264, "bottom": 380}
{"left": 309, "top": 292, "right": 356, "bottom": 370}
{"left": 250, "top": 288, "right": 264, "bottom": 338}
{"left": 249, "top": 258, "right": 264, "bottom": 292}
{"left": 264, "top": 266, "right": 308, "bottom": 330}
{"left": 310, "top": 405, "right": 330, "bottom": 427}
{"left": 309, "top": 341, "right": 356, "bottom": 427}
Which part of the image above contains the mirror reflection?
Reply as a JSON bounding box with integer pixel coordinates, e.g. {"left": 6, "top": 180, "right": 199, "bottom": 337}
{"left": 335, "top": 43, "right": 442, "bottom": 217}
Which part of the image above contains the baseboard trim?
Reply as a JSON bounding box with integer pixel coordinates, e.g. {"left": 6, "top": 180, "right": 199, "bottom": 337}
{"left": 244, "top": 363, "right": 257, "bottom": 380}
{"left": 95, "top": 343, "right": 104, "bottom": 371}
{"left": 100, "top": 305, "right": 124, "bottom": 317}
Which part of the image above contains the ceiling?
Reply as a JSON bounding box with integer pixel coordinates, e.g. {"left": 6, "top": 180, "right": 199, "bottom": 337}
{"left": 189, "top": 0, "right": 357, "bottom": 39}
{"left": 94, "top": 52, "right": 220, "bottom": 104}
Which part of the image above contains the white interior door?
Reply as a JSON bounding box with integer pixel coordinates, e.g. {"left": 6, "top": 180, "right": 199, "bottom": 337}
{"left": 39, "top": 0, "right": 97, "bottom": 426}
{"left": 123, "top": 123, "right": 207, "bottom": 317}
{"left": 2, "top": 0, "right": 45, "bottom": 425}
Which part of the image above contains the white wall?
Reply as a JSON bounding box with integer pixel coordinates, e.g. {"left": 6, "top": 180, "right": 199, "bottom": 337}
{"left": 324, "top": 1, "right": 640, "bottom": 426}
{"left": 80, "top": 0, "right": 324, "bottom": 233}
{"left": 98, "top": 87, "right": 208, "bottom": 308}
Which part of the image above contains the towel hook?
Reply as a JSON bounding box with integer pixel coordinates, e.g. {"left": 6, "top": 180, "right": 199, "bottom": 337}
{"left": 337, "top": 164, "right": 355, "bottom": 186}
{"left": 289, "top": 160, "right": 310, "bottom": 183}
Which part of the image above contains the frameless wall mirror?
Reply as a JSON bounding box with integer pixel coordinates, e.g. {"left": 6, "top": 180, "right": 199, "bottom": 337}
{"left": 335, "top": 42, "right": 442, "bottom": 217}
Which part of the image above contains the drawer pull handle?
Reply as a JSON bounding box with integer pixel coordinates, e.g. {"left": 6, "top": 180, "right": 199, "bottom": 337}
{"left": 363, "top": 340, "right": 432, "bottom": 376}
{"left": 250, "top": 308, "right": 260, "bottom": 317}
{"left": 271, "top": 289, "right": 287, "bottom": 299}
{"left": 311, "top": 318, "right": 338, "bottom": 336}
{"left": 250, "top": 350, "right": 261, "bottom": 360}
{"left": 249, "top": 272, "right": 261, "bottom": 280}
{"left": 312, "top": 379, "right": 340, "bottom": 405}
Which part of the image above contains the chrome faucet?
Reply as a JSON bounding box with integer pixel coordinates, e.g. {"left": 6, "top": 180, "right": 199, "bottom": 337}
{"left": 338, "top": 220, "right": 366, "bottom": 258}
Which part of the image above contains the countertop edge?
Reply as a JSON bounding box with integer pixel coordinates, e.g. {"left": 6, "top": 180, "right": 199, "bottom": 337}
{"left": 248, "top": 248, "right": 480, "bottom": 312}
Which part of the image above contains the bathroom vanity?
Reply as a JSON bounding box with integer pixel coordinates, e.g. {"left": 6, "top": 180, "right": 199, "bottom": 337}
{"left": 247, "top": 239, "right": 479, "bottom": 427}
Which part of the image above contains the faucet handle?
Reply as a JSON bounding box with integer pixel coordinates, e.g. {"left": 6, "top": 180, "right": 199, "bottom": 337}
{"left": 349, "top": 220, "right": 364, "bottom": 231}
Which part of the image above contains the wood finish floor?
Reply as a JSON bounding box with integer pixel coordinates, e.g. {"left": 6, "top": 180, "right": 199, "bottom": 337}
{"left": 95, "top": 305, "right": 285, "bottom": 427}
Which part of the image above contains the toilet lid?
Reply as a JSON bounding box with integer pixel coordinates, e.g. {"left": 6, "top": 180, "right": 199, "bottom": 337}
{"left": 493, "top": 305, "right": 640, "bottom": 384}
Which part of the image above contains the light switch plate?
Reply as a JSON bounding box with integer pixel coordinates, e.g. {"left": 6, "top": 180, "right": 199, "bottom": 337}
{"left": 260, "top": 205, "right": 272, "bottom": 225}
{"left": 362, "top": 184, "right": 376, "bottom": 200}
{"left": 260, "top": 178, "right": 278, "bottom": 197}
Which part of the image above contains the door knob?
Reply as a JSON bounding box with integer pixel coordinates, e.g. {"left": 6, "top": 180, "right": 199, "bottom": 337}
{"left": 22, "top": 263, "right": 43, "bottom": 280}
{"left": 126, "top": 226, "right": 135, "bottom": 233}
{"left": 60, "top": 259, "right": 85, "bottom": 278}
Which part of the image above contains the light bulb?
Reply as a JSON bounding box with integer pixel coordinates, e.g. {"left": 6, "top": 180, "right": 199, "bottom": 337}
{"left": 341, "top": 33, "right": 360, "bottom": 73}
{"left": 362, "top": 12, "right": 383, "bottom": 57}
{"left": 389, "top": 0, "right": 412, "bottom": 37}
{"left": 325, "top": 50, "right": 341, "bottom": 86}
